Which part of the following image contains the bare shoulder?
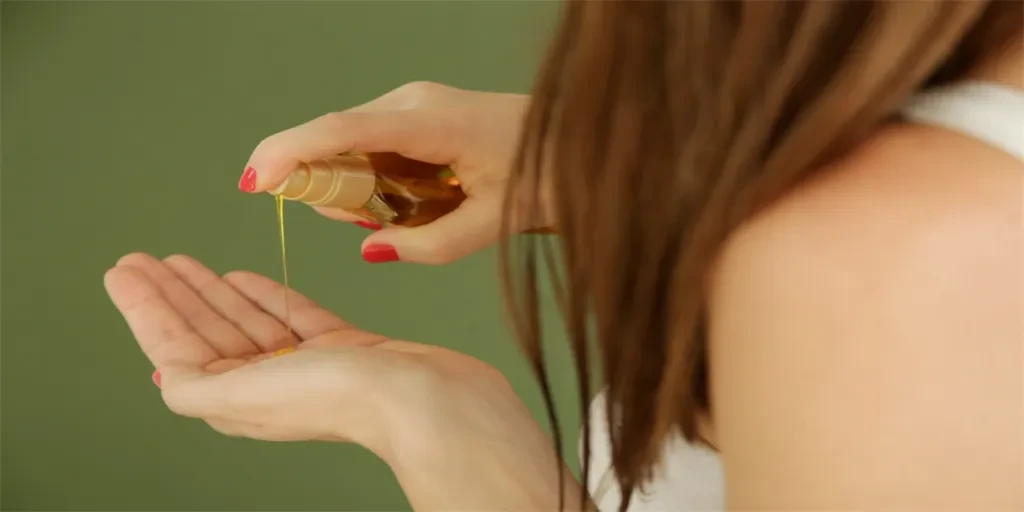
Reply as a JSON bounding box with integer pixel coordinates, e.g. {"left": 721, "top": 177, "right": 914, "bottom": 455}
{"left": 707, "top": 124, "right": 1023, "bottom": 509}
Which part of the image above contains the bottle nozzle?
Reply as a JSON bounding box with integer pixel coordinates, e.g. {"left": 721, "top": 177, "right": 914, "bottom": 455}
{"left": 268, "top": 155, "right": 378, "bottom": 210}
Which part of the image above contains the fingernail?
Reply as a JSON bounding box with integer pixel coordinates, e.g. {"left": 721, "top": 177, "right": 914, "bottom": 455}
{"left": 362, "top": 244, "right": 399, "bottom": 263}
{"left": 238, "top": 166, "right": 258, "bottom": 192}
{"left": 355, "top": 220, "right": 382, "bottom": 231}
{"left": 152, "top": 370, "right": 162, "bottom": 388}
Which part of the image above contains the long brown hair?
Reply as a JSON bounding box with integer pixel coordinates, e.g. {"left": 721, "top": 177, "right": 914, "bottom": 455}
{"left": 500, "top": 1, "right": 1022, "bottom": 510}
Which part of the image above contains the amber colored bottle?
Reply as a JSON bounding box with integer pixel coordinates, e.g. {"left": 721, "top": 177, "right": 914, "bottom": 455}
{"left": 270, "top": 152, "right": 557, "bottom": 233}
{"left": 268, "top": 153, "right": 466, "bottom": 227}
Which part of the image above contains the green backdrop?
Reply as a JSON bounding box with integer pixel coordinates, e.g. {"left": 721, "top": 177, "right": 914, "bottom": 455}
{"left": 1, "top": 2, "right": 581, "bottom": 510}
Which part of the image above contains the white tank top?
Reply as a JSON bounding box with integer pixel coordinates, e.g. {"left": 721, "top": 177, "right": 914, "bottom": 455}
{"left": 582, "top": 81, "right": 1024, "bottom": 512}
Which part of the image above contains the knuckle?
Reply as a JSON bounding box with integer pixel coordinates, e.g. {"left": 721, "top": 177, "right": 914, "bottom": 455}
{"left": 253, "top": 132, "right": 281, "bottom": 156}
{"left": 321, "top": 110, "right": 349, "bottom": 128}
{"left": 396, "top": 80, "right": 445, "bottom": 103}
{"left": 252, "top": 133, "right": 291, "bottom": 168}
{"left": 315, "top": 111, "right": 354, "bottom": 141}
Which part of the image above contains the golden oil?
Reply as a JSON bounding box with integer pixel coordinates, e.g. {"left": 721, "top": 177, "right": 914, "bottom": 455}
{"left": 275, "top": 194, "right": 294, "bottom": 342}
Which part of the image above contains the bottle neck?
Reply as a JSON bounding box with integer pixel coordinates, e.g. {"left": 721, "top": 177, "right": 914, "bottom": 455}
{"left": 270, "top": 155, "right": 378, "bottom": 209}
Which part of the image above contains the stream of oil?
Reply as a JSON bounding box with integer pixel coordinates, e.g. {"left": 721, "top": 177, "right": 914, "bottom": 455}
{"left": 275, "top": 195, "right": 294, "bottom": 346}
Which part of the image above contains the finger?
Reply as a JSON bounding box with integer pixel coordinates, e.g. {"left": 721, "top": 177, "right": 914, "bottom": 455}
{"left": 244, "top": 109, "right": 461, "bottom": 193}
{"left": 221, "top": 271, "right": 352, "bottom": 340}
{"left": 116, "top": 253, "right": 258, "bottom": 358}
{"left": 104, "top": 266, "right": 219, "bottom": 367}
{"left": 360, "top": 197, "right": 501, "bottom": 265}
{"left": 162, "top": 255, "right": 296, "bottom": 352}
{"left": 344, "top": 83, "right": 426, "bottom": 113}
{"left": 158, "top": 365, "right": 246, "bottom": 419}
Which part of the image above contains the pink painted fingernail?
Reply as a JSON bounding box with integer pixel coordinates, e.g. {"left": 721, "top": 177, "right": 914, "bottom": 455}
{"left": 152, "top": 370, "right": 162, "bottom": 388}
{"left": 355, "top": 220, "right": 382, "bottom": 231}
{"left": 238, "top": 166, "right": 258, "bottom": 192}
{"left": 362, "top": 244, "right": 399, "bottom": 263}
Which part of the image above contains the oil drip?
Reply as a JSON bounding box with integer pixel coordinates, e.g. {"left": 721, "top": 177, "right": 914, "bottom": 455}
{"left": 275, "top": 194, "right": 294, "bottom": 344}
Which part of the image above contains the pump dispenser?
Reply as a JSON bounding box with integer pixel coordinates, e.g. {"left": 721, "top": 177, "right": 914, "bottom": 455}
{"left": 268, "top": 153, "right": 466, "bottom": 227}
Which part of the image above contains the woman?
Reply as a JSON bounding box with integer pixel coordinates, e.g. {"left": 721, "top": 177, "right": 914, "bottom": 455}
{"left": 105, "top": 2, "right": 1022, "bottom": 510}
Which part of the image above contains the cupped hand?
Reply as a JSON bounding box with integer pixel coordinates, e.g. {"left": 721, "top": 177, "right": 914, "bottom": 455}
{"left": 105, "top": 252, "right": 585, "bottom": 509}
{"left": 240, "top": 82, "right": 546, "bottom": 265}
{"left": 103, "top": 252, "right": 506, "bottom": 459}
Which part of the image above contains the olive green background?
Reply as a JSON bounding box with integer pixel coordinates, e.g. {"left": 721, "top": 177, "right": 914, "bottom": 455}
{"left": 1, "top": 2, "right": 579, "bottom": 510}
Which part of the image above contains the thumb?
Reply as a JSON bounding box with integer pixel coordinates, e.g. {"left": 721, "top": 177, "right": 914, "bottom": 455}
{"left": 360, "top": 198, "right": 502, "bottom": 265}
{"left": 157, "top": 361, "right": 249, "bottom": 420}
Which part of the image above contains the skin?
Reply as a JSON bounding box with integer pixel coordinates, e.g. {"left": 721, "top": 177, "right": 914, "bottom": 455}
{"left": 710, "top": 46, "right": 1023, "bottom": 509}
{"left": 105, "top": 254, "right": 586, "bottom": 510}
{"left": 245, "top": 82, "right": 539, "bottom": 265}
{"left": 710, "top": 123, "right": 1022, "bottom": 509}
{"left": 106, "top": 46, "right": 1021, "bottom": 510}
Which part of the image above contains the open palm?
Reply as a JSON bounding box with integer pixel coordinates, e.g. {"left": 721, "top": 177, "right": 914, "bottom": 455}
{"left": 104, "top": 253, "right": 501, "bottom": 457}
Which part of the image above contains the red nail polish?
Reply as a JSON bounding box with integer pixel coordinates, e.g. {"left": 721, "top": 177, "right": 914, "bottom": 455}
{"left": 238, "top": 166, "right": 258, "bottom": 192}
{"left": 362, "top": 244, "right": 399, "bottom": 263}
{"left": 152, "top": 370, "right": 162, "bottom": 388}
{"left": 355, "top": 220, "right": 382, "bottom": 231}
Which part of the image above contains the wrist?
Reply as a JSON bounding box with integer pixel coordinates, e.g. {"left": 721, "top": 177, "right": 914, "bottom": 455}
{"left": 378, "top": 376, "right": 589, "bottom": 510}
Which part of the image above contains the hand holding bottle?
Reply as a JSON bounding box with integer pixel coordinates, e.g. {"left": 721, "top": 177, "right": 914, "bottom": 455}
{"left": 240, "top": 82, "right": 546, "bottom": 264}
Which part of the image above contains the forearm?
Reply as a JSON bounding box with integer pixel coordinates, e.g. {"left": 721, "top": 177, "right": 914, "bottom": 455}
{"left": 381, "top": 378, "right": 595, "bottom": 511}
{"left": 393, "top": 450, "right": 589, "bottom": 512}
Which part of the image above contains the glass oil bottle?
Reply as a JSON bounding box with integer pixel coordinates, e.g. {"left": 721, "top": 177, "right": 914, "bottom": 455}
{"left": 268, "top": 152, "right": 465, "bottom": 228}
